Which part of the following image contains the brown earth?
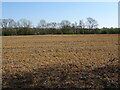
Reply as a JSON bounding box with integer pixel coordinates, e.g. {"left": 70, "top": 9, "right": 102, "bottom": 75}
{"left": 2, "top": 34, "right": 119, "bottom": 89}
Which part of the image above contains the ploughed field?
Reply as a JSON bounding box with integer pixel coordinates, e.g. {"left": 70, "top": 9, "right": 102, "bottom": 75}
{"left": 2, "top": 34, "right": 119, "bottom": 88}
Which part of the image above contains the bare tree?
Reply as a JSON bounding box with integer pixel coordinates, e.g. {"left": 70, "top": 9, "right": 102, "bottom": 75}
{"left": 7, "top": 19, "right": 16, "bottom": 28}
{"left": 79, "top": 20, "right": 85, "bottom": 29}
{"left": 0, "top": 19, "right": 3, "bottom": 28}
{"left": 0, "top": 19, "right": 16, "bottom": 29}
{"left": 0, "top": 19, "right": 8, "bottom": 29}
{"left": 71, "top": 22, "right": 78, "bottom": 33}
{"left": 16, "top": 21, "right": 21, "bottom": 28}
{"left": 17, "top": 18, "right": 32, "bottom": 28}
{"left": 48, "top": 22, "right": 57, "bottom": 28}
{"left": 60, "top": 20, "right": 71, "bottom": 28}
{"left": 37, "top": 19, "right": 47, "bottom": 28}
{"left": 86, "top": 17, "right": 98, "bottom": 29}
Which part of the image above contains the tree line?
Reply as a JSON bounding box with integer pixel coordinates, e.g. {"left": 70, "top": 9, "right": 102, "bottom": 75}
{"left": 0, "top": 17, "right": 119, "bottom": 36}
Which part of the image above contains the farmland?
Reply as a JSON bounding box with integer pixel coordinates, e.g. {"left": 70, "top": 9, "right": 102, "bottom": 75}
{"left": 2, "top": 34, "right": 119, "bottom": 88}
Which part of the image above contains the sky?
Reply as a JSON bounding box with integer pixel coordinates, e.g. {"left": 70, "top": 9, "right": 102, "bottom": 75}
{"left": 2, "top": 2, "right": 118, "bottom": 28}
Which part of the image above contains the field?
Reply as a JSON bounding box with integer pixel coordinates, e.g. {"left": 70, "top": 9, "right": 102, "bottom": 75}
{"left": 2, "top": 34, "right": 119, "bottom": 88}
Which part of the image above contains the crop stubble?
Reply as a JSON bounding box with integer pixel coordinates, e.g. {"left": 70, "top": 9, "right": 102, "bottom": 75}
{"left": 2, "top": 34, "right": 119, "bottom": 88}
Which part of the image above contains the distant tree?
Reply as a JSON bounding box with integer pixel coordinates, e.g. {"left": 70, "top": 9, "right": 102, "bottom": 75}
{"left": 0, "top": 18, "right": 16, "bottom": 28}
{"left": 60, "top": 20, "right": 71, "bottom": 28}
{"left": 17, "top": 18, "right": 32, "bottom": 28}
{"left": 37, "top": 19, "right": 47, "bottom": 28}
{"left": 0, "top": 19, "right": 2, "bottom": 27}
{"left": 86, "top": 17, "right": 98, "bottom": 29}
{"left": 79, "top": 20, "right": 85, "bottom": 29}
{"left": 0, "top": 19, "right": 17, "bottom": 35}
{"left": 57, "top": 23, "right": 61, "bottom": 29}
{"left": 59, "top": 20, "right": 71, "bottom": 34}
{"left": 71, "top": 22, "right": 78, "bottom": 33}
{"left": 50, "top": 22, "right": 57, "bottom": 28}
{"left": 46, "top": 22, "right": 57, "bottom": 29}
{"left": 46, "top": 23, "right": 51, "bottom": 28}
{"left": 78, "top": 20, "right": 86, "bottom": 34}
{"left": 0, "top": 19, "right": 8, "bottom": 29}
{"left": 16, "top": 19, "right": 33, "bottom": 35}
{"left": 1, "top": 17, "right": 119, "bottom": 36}
{"left": 7, "top": 19, "right": 16, "bottom": 28}
{"left": 16, "top": 21, "right": 21, "bottom": 28}
{"left": 102, "top": 27, "right": 108, "bottom": 29}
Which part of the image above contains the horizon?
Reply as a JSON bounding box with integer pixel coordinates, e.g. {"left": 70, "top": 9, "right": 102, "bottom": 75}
{"left": 2, "top": 2, "right": 118, "bottom": 28}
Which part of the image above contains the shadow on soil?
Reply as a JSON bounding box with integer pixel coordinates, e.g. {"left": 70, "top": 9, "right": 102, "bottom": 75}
{"left": 3, "top": 62, "right": 119, "bottom": 89}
